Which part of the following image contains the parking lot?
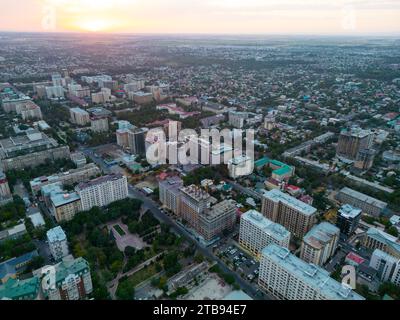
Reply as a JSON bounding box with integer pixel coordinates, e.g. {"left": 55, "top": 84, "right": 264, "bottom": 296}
{"left": 217, "top": 242, "right": 260, "bottom": 283}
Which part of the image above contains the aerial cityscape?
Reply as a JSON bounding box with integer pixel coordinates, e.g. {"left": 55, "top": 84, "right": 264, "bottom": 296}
{"left": 0, "top": 0, "right": 400, "bottom": 305}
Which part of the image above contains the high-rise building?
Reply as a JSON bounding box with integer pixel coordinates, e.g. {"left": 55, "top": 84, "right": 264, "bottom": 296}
{"left": 300, "top": 222, "right": 340, "bottom": 266}
{"left": 336, "top": 128, "right": 373, "bottom": 161}
{"left": 90, "top": 116, "right": 109, "bottom": 133}
{"left": 70, "top": 107, "right": 90, "bottom": 126}
{"left": 261, "top": 189, "right": 317, "bottom": 238}
{"left": 354, "top": 149, "right": 376, "bottom": 170}
{"left": 41, "top": 256, "right": 93, "bottom": 300}
{"left": 76, "top": 174, "right": 128, "bottom": 211}
{"left": 239, "top": 210, "right": 290, "bottom": 259}
{"left": 128, "top": 128, "right": 147, "bottom": 155}
{"left": 159, "top": 177, "right": 183, "bottom": 215}
{"left": 229, "top": 111, "right": 248, "bottom": 129}
{"left": 369, "top": 249, "right": 399, "bottom": 282}
{"left": 264, "top": 115, "right": 276, "bottom": 131}
{"left": 336, "top": 187, "right": 387, "bottom": 217}
{"left": 179, "top": 185, "right": 212, "bottom": 228}
{"left": 258, "top": 244, "right": 364, "bottom": 300}
{"left": 363, "top": 227, "right": 400, "bottom": 259}
{"left": 47, "top": 226, "right": 69, "bottom": 261}
{"left": 116, "top": 129, "right": 130, "bottom": 149}
{"left": 50, "top": 191, "right": 82, "bottom": 223}
{"left": 228, "top": 155, "right": 253, "bottom": 179}
{"left": 336, "top": 204, "right": 362, "bottom": 237}
{"left": 198, "top": 199, "right": 236, "bottom": 241}
{"left": 45, "top": 86, "right": 64, "bottom": 99}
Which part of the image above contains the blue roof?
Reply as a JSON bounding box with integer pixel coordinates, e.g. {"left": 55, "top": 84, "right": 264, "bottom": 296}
{"left": 0, "top": 250, "right": 38, "bottom": 279}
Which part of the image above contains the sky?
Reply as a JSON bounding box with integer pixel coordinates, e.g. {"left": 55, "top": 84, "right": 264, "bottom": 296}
{"left": 1, "top": 0, "right": 400, "bottom": 35}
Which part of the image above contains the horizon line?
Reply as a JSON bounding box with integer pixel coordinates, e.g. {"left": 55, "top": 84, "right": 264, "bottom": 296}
{"left": 1, "top": 30, "right": 400, "bottom": 38}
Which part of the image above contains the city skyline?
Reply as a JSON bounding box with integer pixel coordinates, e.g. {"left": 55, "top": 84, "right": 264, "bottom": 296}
{"left": 1, "top": 0, "right": 400, "bottom": 35}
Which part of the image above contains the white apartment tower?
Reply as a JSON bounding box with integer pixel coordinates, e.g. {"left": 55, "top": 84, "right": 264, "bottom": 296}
{"left": 47, "top": 226, "right": 69, "bottom": 261}
{"left": 75, "top": 174, "right": 128, "bottom": 211}
{"left": 259, "top": 244, "right": 365, "bottom": 300}
{"left": 239, "top": 210, "right": 290, "bottom": 259}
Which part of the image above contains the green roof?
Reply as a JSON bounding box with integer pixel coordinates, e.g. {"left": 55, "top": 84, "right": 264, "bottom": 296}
{"left": 55, "top": 257, "right": 90, "bottom": 285}
{"left": 255, "top": 157, "right": 293, "bottom": 177}
{"left": 0, "top": 277, "right": 40, "bottom": 300}
{"left": 255, "top": 157, "right": 270, "bottom": 168}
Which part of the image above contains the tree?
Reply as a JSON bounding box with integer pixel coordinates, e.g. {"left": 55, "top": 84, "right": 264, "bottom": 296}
{"left": 387, "top": 226, "right": 399, "bottom": 238}
{"left": 116, "top": 279, "right": 135, "bottom": 300}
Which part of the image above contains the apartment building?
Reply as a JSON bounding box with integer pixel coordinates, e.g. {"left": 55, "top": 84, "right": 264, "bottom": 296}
{"left": 239, "top": 210, "right": 290, "bottom": 259}
{"left": 90, "top": 116, "right": 109, "bottom": 133}
{"left": 70, "top": 107, "right": 90, "bottom": 126}
{"left": 0, "top": 130, "right": 70, "bottom": 171}
{"left": 300, "top": 222, "right": 340, "bottom": 266}
{"left": 42, "top": 256, "right": 93, "bottom": 300}
{"left": 76, "top": 174, "right": 128, "bottom": 211}
{"left": 336, "top": 128, "right": 373, "bottom": 161}
{"left": 337, "top": 187, "right": 387, "bottom": 217}
{"left": 363, "top": 227, "right": 400, "bottom": 259}
{"left": 229, "top": 111, "right": 248, "bottom": 129}
{"left": 47, "top": 226, "right": 69, "bottom": 261}
{"left": 336, "top": 204, "right": 362, "bottom": 237}
{"left": 50, "top": 192, "right": 82, "bottom": 223}
{"left": 30, "top": 163, "right": 100, "bottom": 195}
{"left": 179, "top": 185, "right": 212, "bottom": 228}
{"left": 261, "top": 189, "right": 317, "bottom": 238}
{"left": 258, "top": 244, "right": 364, "bottom": 300}
{"left": 198, "top": 200, "right": 237, "bottom": 241}
{"left": 369, "top": 249, "right": 399, "bottom": 282}
{"left": 159, "top": 176, "right": 183, "bottom": 215}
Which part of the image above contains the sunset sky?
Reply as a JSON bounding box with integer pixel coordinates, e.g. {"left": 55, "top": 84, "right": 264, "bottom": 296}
{"left": 1, "top": 0, "right": 400, "bottom": 35}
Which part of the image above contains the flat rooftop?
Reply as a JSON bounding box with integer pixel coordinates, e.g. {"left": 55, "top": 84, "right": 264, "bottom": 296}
{"left": 242, "top": 210, "right": 290, "bottom": 241}
{"left": 262, "top": 244, "right": 364, "bottom": 300}
{"left": 303, "top": 222, "right": 340, "bottom": 249}
{"left": 46, "top": 226, "right": 67, "bottom": 243}
{"left": 76, "top": 173, "right": 125, "bottom": 190}
{"left": 51, "top": 192, "right": 81, "bottom": 208}
{"left": 338, "top": 204, "right": 362, "bottom": 219}
{"left": 339, "top": 187, "right": 387, "bottom": 209}
{"left": 263, "top": 189, "right": 317, "bottom": 216}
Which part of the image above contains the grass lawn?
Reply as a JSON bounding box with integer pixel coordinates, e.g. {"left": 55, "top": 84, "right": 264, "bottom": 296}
{"left": 126, "top": 264, "right": 159, "bottom": 288}
{"left": 113, "top": 224, "right": 126, "bottom": 236}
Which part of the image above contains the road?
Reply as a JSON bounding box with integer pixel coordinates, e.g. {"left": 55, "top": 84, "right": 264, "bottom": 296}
{"left": 81, "top": 144, "right": 267, "bottom": 299}
{"left": 128, "top": 185, "right": 268, "bottom": 300}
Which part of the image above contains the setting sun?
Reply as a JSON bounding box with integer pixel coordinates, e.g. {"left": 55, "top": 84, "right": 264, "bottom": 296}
{"left": 76, "top": 19, "right": 115, "bottom": 32}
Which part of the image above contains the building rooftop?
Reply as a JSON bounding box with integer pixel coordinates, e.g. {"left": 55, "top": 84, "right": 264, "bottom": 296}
{"left": 303, "top": 222, "right": 340, "bottom": 250}
{"left": 242, "top": 210, "right": 290, "bottom": 242}
{"left": 51, "top": 191, "right": 81, "bottom": 207}
{"left": 339, "top": 187, "right": 387, "bottom": 210}
{"left": 70, "top": 107, "right": 89, "bottom": 115}
{"left": 202, "top": 200, "right": 236, "bottom": 221}
{"left": 263, "top": 189, "right": 317, "bottom": 216}
{"left": 0, "top": 250, "right": 38, "bottom": 280}
{"left": 76, "top": 173, "right": 124, "bottom": 191}
{"left": 46, "top": 226, "right": 67, "bottom": 243}
{"left": 262, "top": 244, "right": 364, "bottom": 300}
{"left": 54, "top": 257, "right": 90, "bottom": 285}
{"left": 366, "top": 227, "right": 400, "bottom": 253}
{"left": 0, "top": 277, "right": 40, "bottom": 300}
{"left": 338, "top": 204, "right": 362, "bottom": 219}
{"left": 180, "top": 185, "right": 211, "bottom": 202}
